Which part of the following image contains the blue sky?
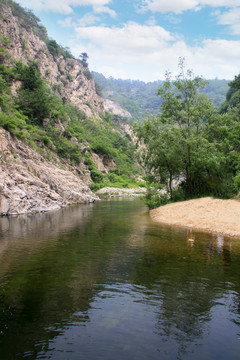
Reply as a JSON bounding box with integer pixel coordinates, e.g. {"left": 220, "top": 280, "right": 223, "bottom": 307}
{"left": 16, "top": 0, "right": 240, "bottom": 82}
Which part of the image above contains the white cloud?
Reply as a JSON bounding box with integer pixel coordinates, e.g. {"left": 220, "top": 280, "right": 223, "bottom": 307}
{"left": 74, "top": 22, "right": 175, "bottom": 54}
{"left": 78, "top": 13, "right": 101, "bottom": 26}
{"left": 140, "top": 0, "right": 199, "bottom": 14}
{"left": 58, "top": 13, "right": 101, "bottom": 27}
{"left": 93, "top": 5, "right": 117, "bottom": 18}
{"left": 216, "top": 8, "right": 240, "bottom": 34}
{"left": 58, "top": 17, "right": 75, "bottom": 27}
{"left": 17, "top": 0, "right": 113, "bottom": 14}
{"left": 144, "top": 16, "right": 157, "bottom": 26}
{"left": 16, "top": 0, "right": 240, "bottom": 81}
{"left": 70, "top": 22, "right": 240, "bottom": 81}
{"left": 141, "top": 0, "right": 240, "bottom": 14}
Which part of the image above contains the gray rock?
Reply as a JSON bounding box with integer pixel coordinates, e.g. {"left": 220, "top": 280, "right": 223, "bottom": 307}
{"left": 0, "top": 128, "right": 99, "bottom": 216}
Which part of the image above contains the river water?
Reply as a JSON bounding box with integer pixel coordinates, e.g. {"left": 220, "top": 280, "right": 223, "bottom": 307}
{"left": 0, "top": 198, "right": 240, "bottom": 360}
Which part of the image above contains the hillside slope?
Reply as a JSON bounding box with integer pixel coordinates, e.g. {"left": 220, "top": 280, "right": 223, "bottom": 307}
{"left": 0, "top": 0, "right": 141, "bottom": 215}
{"left": 0, "top": 1, "right": 103, "bottom": 117}
{"left": 93, "top": 72, "right": 229, "bottom": 122}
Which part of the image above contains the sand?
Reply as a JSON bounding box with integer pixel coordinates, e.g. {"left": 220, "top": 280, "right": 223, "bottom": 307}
{"left": 150, "top": 197, "right": 240, "bottom": 238}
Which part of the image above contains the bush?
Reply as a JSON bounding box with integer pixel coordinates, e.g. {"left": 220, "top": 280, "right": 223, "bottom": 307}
{"left": 90, "top": 169, "right": 104, "bottom": 183}
{"left": 142, "top": 186, "right": 169, "bottom": 209}
{"left": 89, "top": 183, "right": 101, "bottom": 192}
{"left": 0, "top": 113, "right": 18, "bottom": 132}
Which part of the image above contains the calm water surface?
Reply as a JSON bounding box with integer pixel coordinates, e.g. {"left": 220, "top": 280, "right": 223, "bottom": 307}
{"left": 0, "top": 198, "right": 240, "bottom": 360}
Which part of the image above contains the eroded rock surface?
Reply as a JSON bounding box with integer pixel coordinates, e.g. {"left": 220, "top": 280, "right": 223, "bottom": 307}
{"left": 0, "top": 128, "right": 99, "bottom": 215}
{"left": 0, "top": 4, "right": 104, "bottom": 118}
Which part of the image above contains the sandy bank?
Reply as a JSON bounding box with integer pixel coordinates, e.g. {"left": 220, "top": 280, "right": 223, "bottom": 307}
{"left": 150, "top": 197, "right": 240, "bottom": 238}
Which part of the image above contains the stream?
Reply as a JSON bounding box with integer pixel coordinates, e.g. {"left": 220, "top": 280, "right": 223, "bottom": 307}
{"left": 0, "top": 198, "right": 240, "bottom": 359}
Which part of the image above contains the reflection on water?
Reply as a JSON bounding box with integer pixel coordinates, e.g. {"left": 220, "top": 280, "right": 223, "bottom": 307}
{"left": 0, "top": 198, "right": 240, "bottom": 359}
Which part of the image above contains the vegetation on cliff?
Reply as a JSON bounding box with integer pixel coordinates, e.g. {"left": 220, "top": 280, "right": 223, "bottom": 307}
{"left": 0, "top": 0, "right": 142, "bottom": 191}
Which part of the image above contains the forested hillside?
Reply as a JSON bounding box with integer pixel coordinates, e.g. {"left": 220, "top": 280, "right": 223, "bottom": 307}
{"left": 93, "top": 71, "right": 229, "bottom": 122}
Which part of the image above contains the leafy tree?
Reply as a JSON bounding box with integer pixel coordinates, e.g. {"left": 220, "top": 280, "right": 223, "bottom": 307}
{"left": 220, "top": 74, "right": 240, "bottom": 112}
{"left": 79, "top": 52, "right": 89, "bottom": 64}
{"left": 207, "top": 104, "right": 240, "bottom": 194}
{"left": 135, "top": 59, "right": 222, "bottom": 202}
{"left": 15, "top": 62, "right": 51, "bottom": 124}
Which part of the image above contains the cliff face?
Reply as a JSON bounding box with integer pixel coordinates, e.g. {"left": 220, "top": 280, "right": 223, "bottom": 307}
{"left": 0, "top": 2, "right": 140, "bottom": 215}
{"left": 0, "top": 127, "right": 99, "bottom": 215}
{"left": 0, "top": 3, "right": 104, "bottom": 117}
{"left": 0, "top": 2, "right": 104, "bottom": 215}
{"left": 104, "top": 99, "right": 132, "bottom": 119}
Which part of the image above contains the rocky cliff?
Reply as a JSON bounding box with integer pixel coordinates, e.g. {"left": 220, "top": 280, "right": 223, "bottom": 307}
{"left": 0, "top": 1, "right": 104, "bottom": 215}
{"left": 0, "top": 2, "right": 104, "bottom": 118}
{"left": 0, "top": 127, "right": 99, "bottom": 215}
{"left": 104, "top": 99, "right": 132, "bottom": 119}
{"left": 0, "top": 1, "right": 140, "bottom": 216}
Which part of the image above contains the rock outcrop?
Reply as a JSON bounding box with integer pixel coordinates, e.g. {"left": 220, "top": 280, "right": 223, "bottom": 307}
{"left": 96, "top": 187, "right": 146, "bottom": 197}
{"left": 0, "top": 128, "right": 99, "bottom": 216}
{"left": 0, "top": 3, "right": 104, "bottom": 118}
{"left": 104, "top": 99, "right": 132, "bottom": 119}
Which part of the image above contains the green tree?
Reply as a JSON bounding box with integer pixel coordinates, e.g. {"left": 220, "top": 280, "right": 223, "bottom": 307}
{"left": 79, "top": 52, "right": 89, "bottom": 64}
{"left": 135, "top": 59, "right": 221, "bottom": 202}
{"left": 15, "top": 62, "right": 51, "bottom": 124}
{"left": 221, "top": 73, "right": 240, "bottom": 112}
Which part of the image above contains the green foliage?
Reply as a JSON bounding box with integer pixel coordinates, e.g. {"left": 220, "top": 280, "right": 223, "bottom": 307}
{"left": 15, "top": 62, "right": 51, "bottom": 124}
{"left": 0, "top": 47, "right": 11, "bottom": 63}
{"left": 0, "top": 34, "right": 11, "bottom": 46}
{"left": 0, "top": 112, "right": 18, "bottom": 132}
{"left": 0, "top": 73, "right": 8, "bottom": 94}
{"left": 141, "top": 186, "right": 168, "bottom": 209}
{"left": 92, "top": 71, "right": 229, "bottom": 123}
{"left": 0, "top": 64, "right": 14, "bottom": 82}
{"left": 83, "top": 68, "right": 93, "bottom": 80}
{"left": 200, "top": 79, "right": 229, "bottom": 109}
{"left": 0, "top": 0, "right": 48, "bottom": 41}
{"left": 0, "top": 112, "right": 27, "bottom": 135}
{"left": 47, "top": 40, "right": 59, "bottom": 56}
{"left": 92, "top": 71, "right": 162, "bottom": 122}
{"left": 84, "top": 152, "right": 103, "bottom": 183}
{"left": 221, "top": 74, "right": 240, "bottom": 112}
{"left": 79, "top": 52, "right": 89, "bottom": 64}
{"left": 136, "top": 59, "right": 238, "bottom": 208}
{"left": 95, "top": 82, "right": 102, "bottom": 97}
{"left": 0, "top": 0, "right": 140, "bottom": 188}
{"left": 47, "top": 40, "right": 73, "bottom": 59}
{"left": 233, "top": 171, "right": 240, "bottom": 192}
{"left": 0, "top": 68, "right": 14, "bottom": 111}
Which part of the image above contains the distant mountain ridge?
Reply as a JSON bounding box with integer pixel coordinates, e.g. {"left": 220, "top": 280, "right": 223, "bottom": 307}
{"left": 93, "top": 71, "right": 230, "bottom": 122}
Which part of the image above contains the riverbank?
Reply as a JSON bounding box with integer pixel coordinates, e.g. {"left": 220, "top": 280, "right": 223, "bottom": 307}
{"left": 150, "top": 197, "right": 240, "bottom": 238}
{"left": 0, "top": 128, "right": 99, "bottom": 216}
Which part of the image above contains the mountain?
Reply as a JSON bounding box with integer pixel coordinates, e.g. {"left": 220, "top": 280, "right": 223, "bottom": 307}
{"left": 93, "top": 72, "right": 230, "bottom": 122}
{"left": 0, "top": 1, "right": 103, "bottom": 117}
{"left": 0, "top": 0, "right": 141, "bottom": 215}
